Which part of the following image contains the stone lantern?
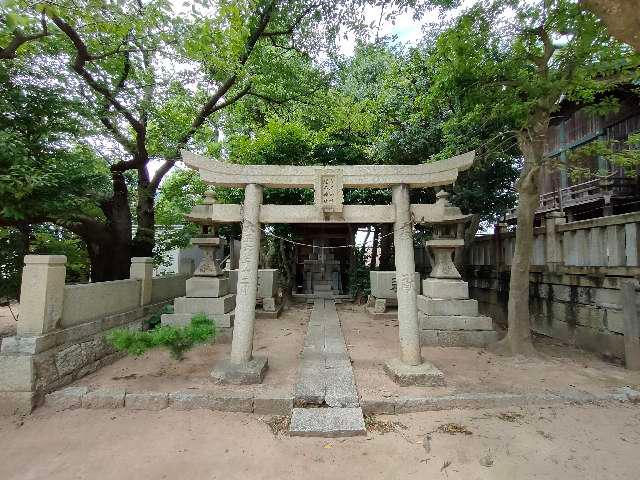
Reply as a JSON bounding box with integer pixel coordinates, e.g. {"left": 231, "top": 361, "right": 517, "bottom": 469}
{"left": 161, "top": 190, "right": 236, "bottom": 328}
{"left": 417, "top": 190, "right": 498, "bottom": 347}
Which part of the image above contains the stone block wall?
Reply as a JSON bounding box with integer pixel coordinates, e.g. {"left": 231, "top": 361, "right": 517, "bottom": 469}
{"left": 465, "top": 211, "right": 640, "bottom": 361}
{"left": 0, "top": 256, "right": 189, "bottom": 415}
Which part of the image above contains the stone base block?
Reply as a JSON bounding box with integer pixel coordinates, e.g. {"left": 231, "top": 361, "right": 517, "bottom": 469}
{"left": 256, "top": 303, "right": 284, "bottom": 319}
{"left": 254, "top": 391, "right": 294, "bottom": 415}
{"left": 173, "top": 294, "right": 236, "bottom": 315}
{"left": 82, "top": 389, "right": 125, "bottom": 409}
{"left": 185, "top": 276, "right": 229, "bottom": 298}
{"left": 374, "top": 298, "right": 387, "bottom": 313}
{"left": 161, "top": 312, "right": 234, "bottom": 328}
{"left": 1, "top": 334, "right": 57, "bottom": 355}
{"left": 45, "top": 387, "right": 88, "bottom": 411}
{"left": 417, "top": 295, "right": 478, "bottom": 316}
{"left": 370, "top": 271, "right": 421, "bottom": 299}
{"left": 0, "top": 391, "right": 36, "bottom": 416}
{"left": 210, "top": 356, "right": 268, "bottom": 385}
{"left": 422, "top": 278, "right": 469, "bottom": 299}
{"left": 262, "top": 297, "right": 277, "bottom": 312}
{"left": 289, "top": 407, "right": 366, "bottom": 437}
{"left": 420, "top": 330, "right": 500, "bottom": 347}
{"left": 366, "top": 307, "right": 398, "bottom": 320}
{"left": 419, "top": 313, "right": 493, "bottom": 331}
{"left": 168, "top": 391, "right": 253, "bottom": 412}
{"left": 383, "top": 358, "right": 445, "bottom": 387}
{"left": 0, "top": 355, "right": 35, "bottom": 391}
{"left": 125, "top": 392, "right": 169, "bottom": 411}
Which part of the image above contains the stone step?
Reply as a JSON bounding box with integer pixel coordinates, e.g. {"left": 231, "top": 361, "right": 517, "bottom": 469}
{"left": 421, "top": 329, "right": 500, "bottom": 347}
{"left": 289, "top": 407, "right": 366, "bottom": 437}
{"left": 420, "top": 314, "right": 493, "bottom": 331}
{"left": 417, "top": 295, "right": 478, "bottom": 316}
{"left": 173, "top": 294, "right": 236, "bottom": 315}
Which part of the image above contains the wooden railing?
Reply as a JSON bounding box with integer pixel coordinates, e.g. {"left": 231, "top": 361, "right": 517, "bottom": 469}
{"left": 506, "top": 175, "right": 637, "bottom": 219}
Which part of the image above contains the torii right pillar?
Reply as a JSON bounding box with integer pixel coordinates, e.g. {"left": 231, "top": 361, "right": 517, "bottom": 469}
{"left": 384, "top": 184, "right": 445, "bottom": 386}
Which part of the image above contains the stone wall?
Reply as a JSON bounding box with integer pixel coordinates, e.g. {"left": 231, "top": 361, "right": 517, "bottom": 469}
{"left": 61, "top": 279, "right": 141, "bottom": 328}
{"left": 465, "top": 211, "right": 640, "bottom": 361}
{"left": 0, "top": 256, "right": 189, "bottom": 415}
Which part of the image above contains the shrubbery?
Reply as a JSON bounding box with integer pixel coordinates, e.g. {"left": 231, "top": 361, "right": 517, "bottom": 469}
{"left": 107, "top": 313, "right": 216, "bottom": 360}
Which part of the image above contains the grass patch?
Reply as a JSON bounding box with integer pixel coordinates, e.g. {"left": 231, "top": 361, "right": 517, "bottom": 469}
{"left": 107, "top": 313, "right": 216, "bottom": 360}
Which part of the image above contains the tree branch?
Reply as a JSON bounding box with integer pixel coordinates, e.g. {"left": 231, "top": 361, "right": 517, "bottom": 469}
{"left": 0, "top": 13, "right": 48, "bottom": 60}
{"left": 148, "top": 0, "right": 278, "bottom": 190}
{"left": 51, "top": 15, "right": 146, "bottom": 138}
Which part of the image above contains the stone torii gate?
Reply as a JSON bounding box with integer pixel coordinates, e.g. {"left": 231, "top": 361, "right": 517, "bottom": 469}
{"left": 182, "top": 149, "right": 475, "bottom": 385}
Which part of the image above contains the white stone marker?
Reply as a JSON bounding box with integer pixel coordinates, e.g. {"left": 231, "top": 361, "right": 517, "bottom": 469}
{"left": 391, "top": 184, "right": 422, "bottom": 366}
{"left": 231, "top": 183, "right": 263, "bottom": 364}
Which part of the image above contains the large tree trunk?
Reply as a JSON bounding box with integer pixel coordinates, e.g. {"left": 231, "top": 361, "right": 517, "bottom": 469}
{"left": 491, "top": 118, "right": 547, "bottom": 356}
{"left": 581, "top": 0, "right": 640, "bottom": 50}
{"left": 86, "top": 236, "right": 131, "bottom": 282}
{"left": 132, "top": 172, "right": 155, "bottom": 258}
{"left": 86, "top": 171, "right": 133, "bottom": 281}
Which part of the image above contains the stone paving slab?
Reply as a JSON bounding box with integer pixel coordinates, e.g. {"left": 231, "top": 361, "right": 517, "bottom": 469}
{"left": 289, "top": 407, "right": 366, "bottom": 437}
{"left": 294, "top": 298, "right": 359, "bottom": 408}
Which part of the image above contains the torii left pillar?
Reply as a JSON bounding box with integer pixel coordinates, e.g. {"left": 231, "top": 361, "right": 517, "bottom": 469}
{"left": 211, "top": 183, "right": 268, "bottom": 384}
{"left": 383, "top": 184, "right": 445, "bottom": 386}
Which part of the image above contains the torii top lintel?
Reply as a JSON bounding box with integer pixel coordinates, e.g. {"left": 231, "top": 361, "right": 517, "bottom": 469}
{"left": 181, "top": 150, "right": 475, "bottom": 189}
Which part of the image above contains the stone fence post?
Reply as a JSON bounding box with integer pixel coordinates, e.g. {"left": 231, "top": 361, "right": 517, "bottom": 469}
{"left": 544, "top": 211, "right": 566, "bottom": 271}
{"left": 130, "top": 257, "right": 154, "bottom": 306}
{"left": 1, "top": 255, "right": 67, "bottom": 415}
{"left": 622, "top": 280, "right": 640, "bottom": 370}
{"left": 17, "top": 255, "right": 67, "bottom": 336}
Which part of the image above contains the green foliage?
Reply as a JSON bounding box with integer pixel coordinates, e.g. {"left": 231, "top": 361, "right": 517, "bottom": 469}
{"left": 107, "top": 312, "right": 216, "bottom": 360}
{"left": 154, "top": 169, "right": 207, "bottom": 269}
{"left": 348, "top": 248, "right": 370, "bottom": 298}
{"left": 30, "top": 226, "right": 90, "bottom": 283}
{"left": 569, "top": 132, "right": 640, "bottom": 179}
{"left": 0, "top": 227, "right": 25, "bottom": 300}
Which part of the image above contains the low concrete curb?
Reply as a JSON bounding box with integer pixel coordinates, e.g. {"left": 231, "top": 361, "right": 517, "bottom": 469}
{"left": 45, "top": 388, "right": 294, "bottom": 415}
{"left": 361, "top": 388, "right": 640, "bottom": 414}
{"left": 43, "top": 386, "right": 640, "bottom": 416}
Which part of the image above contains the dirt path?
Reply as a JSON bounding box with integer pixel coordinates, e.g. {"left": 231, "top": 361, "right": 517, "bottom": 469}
{"left": 1, "top": 403, "right": 639, "bottom": 479}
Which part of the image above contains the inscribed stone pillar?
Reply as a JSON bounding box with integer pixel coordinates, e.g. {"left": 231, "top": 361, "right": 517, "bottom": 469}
{"left": 17, "top": 255, "right": 67, "bottom": 336}
{"left": 231, "top": 183, "right": 263, "bottom": 364}
{"left": 130, "top": 257, "right": 153, "bottom": 306}
{"left": 391, "top": 184, "right": 422, "bottom": 366}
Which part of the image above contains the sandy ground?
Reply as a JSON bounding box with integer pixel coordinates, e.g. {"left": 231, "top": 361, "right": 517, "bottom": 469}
{"left": 0, "top": 304, "right": 18, "bottom": 340}
{"left": 72, "top": 302, "right": 640, "bottom": 400}
{"left": 71, "top": 303, "right": 310, "bottom": 395}
{"left": 1, "top": 403, "right": 639, "bottom": 479}
{"left": 338, "top": 304, "right": 640, "bottom": 399}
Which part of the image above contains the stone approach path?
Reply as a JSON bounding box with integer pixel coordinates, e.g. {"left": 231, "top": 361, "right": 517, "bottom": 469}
{"left": 289, "top": 298, "right": 366, "bottom": 437}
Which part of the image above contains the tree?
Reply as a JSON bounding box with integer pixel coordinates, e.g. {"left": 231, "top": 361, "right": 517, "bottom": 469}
{"left": 0, "top": 0, "right": 373, "bottom": 280}
{"left": 426, "top": 1, "right": 638, "bottom": 355}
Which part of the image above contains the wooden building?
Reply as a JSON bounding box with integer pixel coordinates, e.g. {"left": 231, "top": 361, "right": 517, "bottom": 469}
{"left": 509, "top": 88, "right": 640, "bottom": 223}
